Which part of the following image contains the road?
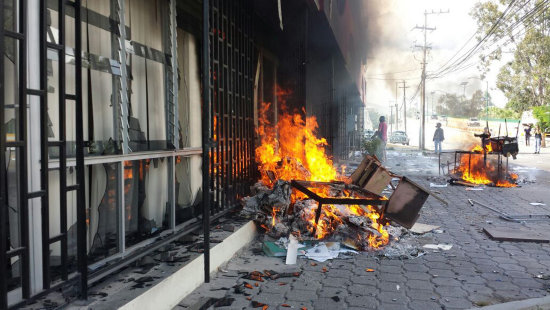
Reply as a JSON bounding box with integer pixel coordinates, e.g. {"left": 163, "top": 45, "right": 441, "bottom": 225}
{"left": 388, "top": 117, "right": 550, "bottom": 172}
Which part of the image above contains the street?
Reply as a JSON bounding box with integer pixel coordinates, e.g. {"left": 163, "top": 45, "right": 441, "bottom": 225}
{"left": 177, "top": 150, "right": 550, "bottom": 310}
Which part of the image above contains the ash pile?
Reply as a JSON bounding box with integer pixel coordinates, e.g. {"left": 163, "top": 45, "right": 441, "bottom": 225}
{"left": 241, "top": 155, "right": 438, "bottom": 252}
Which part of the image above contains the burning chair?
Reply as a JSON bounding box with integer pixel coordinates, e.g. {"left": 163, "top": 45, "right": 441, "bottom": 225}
{"left": 442, "top": 120, "right": 520, "bottom": 187}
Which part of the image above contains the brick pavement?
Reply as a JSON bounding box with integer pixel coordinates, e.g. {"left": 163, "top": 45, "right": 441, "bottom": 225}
{"left": 176, "top": 152, "right": 550, "bottom": 310}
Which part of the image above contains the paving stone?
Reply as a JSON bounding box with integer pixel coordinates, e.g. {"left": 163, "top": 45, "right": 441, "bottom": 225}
{"left": 325, "top": 268, "right": 354, "bottom": 279}
{"left": 377, "top": 265, "right": 404, "bottom": 274}
{"left": 320, "top": 276, "right": 350, "bottom": 288}
{"left": 346, "top": 295, "right": 378, "bottom": 308}
{"left": 432, "top": 277, "right": 462, "bottom": 287}
{"left": 434, "top": 285, "right": 468, "bottom": 298}
{"left": 285, "top": 289, "right": 318, "bottom": 302}
{"left": 318, "top": 286, "right": 349, "bottom": 297}
{"left": 253, "top": 292, "right": 285, "bottom": 307}
{"left": 377, "top": 272, "right": 407, "bottom": 283}
{"left": 403, "top": 262, "right": 430, "bottom": 273}
{"left": 378, "top": 281, "right": 403, "bottom": 292}
{"left": 312, "top": 297, "right": 347, "bottom": 310}
{"left": 405, "top": 279, "right": 433, "bottom": 290}
{"left": 350, "top": 275, "right": 378, "bottom": 285}
{"left": 404, "top": 271, "right": 432, "bottom": 280}
{"left": 290, "top": 280, "right": 321, "bottom": 291}
{"left": 347, "top": 284, "right": 378, "bottom": 296}
{"left": 440, "top": 296, "right": 473, "bottom": 309}
{"left": 409, "top": 300, "right": 442, "bottom": 310}
{"left": 405, "top": 288, "right": 439, "bottom": 301}
{"left": 378, "top": 291, "right": 408, "bottom": 304}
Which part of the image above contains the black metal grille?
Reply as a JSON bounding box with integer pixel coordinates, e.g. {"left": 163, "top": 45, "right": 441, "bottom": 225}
{"left": 208, "top": 0, "right": 254, "bottom": 213}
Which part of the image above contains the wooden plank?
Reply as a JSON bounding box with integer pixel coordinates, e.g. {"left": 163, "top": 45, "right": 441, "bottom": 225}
{"left": 363, "top": 167, "right": 392, "bottom": 195}
{"left": 350, "top": 156, "right": 370, "bottom": 184}
{"left": 483, "top": 227, "right": 550, "bottom": 243}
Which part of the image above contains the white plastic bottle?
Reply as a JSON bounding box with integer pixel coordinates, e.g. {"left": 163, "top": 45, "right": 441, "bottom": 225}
{"left": 285, "top": 235, "right": 298, "bottom": 265}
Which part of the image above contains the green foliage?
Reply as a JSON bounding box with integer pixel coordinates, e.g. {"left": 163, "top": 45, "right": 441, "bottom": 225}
{"left": 362, "top": 138, "right": 382, "bottom": 158}
{"left": 472, "top": 0, "right": 550, "bottom": 111}
{"left": 533, "top": 106, "right": 550, "bottom": 130}
{"left": 482, "top": 107, "right": 521, "bottom": 119}
{"left": 436, "top": 91, "right": 486, "bottom": 118}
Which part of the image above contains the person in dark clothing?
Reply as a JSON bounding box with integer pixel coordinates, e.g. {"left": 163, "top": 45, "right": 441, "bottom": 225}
{"left": 378, "top": 116, "right": 387, "bottom": 161}
{"left": 534, "top": 126, "right": 542, "bottom": 154}
{"left": 433, "top": 123, "right": 444, "bottom": 153}
{"left": 525, "top": 125, "right": 532, "bottom": 146}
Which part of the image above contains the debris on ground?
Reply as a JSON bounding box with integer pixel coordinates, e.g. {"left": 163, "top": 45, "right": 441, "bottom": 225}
{"left": 409, "top": 223, "right": 440, "bottom": 234}
{"left": 423, "top": 244, "right": 453, "bottom": 251}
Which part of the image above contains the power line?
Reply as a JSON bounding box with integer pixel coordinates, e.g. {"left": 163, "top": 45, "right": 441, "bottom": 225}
{"left": 431, "top": 0, "right": 525, "bottom": 77}
{"left": 431, "top": 0, "right": 549, "bottom": 79}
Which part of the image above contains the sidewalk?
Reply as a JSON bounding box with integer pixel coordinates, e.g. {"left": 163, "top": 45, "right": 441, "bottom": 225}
{"left": 176, "top": 152, "right": 550, "bottom": 310}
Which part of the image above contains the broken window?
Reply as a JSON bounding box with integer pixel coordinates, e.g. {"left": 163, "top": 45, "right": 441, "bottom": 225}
{"left": 126, "top": 0, "right": 171, "bottom": 152}
{"left": 124, "top": 158, "right": 170, "bottom": 248}
{"left": 46, "top": 0, "right": 120, "bottom": 156}
{"left": 175, "top": 156, "right": 202, "bottom": 225}
{"left": 176, "top": 29, "right": 201, "bottom": 149}
{"left": 3, "top": 31, "right": 22, "bottom": 292}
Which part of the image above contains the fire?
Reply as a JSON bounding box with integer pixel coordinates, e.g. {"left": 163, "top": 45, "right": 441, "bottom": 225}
{"left": 255, "top": 102, "right": 338, "bottom": 186}
{"left": 253, "top": 87, "right": 389, "bottom": 249}
{"left": 453, "top": 145, "right": 516, "bottom": 187}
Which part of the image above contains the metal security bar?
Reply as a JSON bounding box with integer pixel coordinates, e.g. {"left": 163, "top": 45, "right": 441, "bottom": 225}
{"left": 208, "top": 0, "right": 254, "bottom": 214}
{"left": 0, "top": 0, "right": 32, "bottom": 306}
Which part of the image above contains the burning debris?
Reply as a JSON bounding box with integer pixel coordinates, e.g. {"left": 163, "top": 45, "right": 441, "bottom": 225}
{"left": 447, "top": 126, "right": 520, "bottom": 188}
{"left": 243, "top": 99, "right": 432, "bottom": 252}
{"left": 449, "top": 145, "right": 518, "bottom": 188}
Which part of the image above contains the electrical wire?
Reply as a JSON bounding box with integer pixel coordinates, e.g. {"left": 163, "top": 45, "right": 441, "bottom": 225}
{"left": 429, "top": 0, "right": 549, "bottom": 79}
{"left": 430, "top": 0, "right": 523, "bottom": 78}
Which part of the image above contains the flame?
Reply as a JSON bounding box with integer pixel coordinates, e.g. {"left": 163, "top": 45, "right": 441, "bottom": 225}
{"left": 255, "top": 103, "right": 338, "bottom": 186}
{"left": 453, "top": 145, "right": 516, "bottom": 187}
{"left": 254, "top": 87, "right": 388, "bottom": 249}
{"left": 297, "top": 203, "right": 389, "bottom": 249}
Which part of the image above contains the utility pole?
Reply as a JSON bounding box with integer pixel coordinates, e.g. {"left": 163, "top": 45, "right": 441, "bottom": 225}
{"left": 389, "top": 101, "right": 394, "bottom": 134}
{"left": 395, "top": 82, "right": 399, "bottom": 131}
{"left": 399, "top": 80, "right": 409, "bottom": 134}
{"left": 415, "top": 9, "right": 449, "bottom": 150}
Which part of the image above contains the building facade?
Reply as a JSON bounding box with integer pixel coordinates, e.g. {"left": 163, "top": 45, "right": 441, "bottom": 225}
{"left": 0, "top": 0, "right": 368, "bottom": 307}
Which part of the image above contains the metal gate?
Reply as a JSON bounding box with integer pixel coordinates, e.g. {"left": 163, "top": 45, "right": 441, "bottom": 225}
{"left": 0, "top": 0, "right": 87, "bottom": 308}
{"left": 207, "top": 0, "right": 254, "bottom": 214}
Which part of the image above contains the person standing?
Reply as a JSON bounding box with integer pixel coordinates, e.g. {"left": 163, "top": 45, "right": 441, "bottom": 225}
{"left": 534, "top": 126, "right": 542, "bottom": 154}
{"left": 433, "top": 122, "right": 444, "bottom": 154}
{"left": 525, "top": 125, "right": 532, "bottom": 146}
{"left": 378, "top": 116, "right": 388, "bottom": 161}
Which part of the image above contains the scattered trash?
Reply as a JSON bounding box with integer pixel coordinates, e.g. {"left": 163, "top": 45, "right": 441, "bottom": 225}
{"left": 535, "top": 274, "right": 550, "bottom": 280}
{"left": 483, "top": 227, "right": 550, "bottom": 243}
{"left": 304, "top": 242, "right": 357, "bottom": 262}
{"left": 365, "top": 268, "right": 374, "bottom": 272}
{"left": 423, "top": 244, "right": 453, "bottom": 251}
{"left": 465, "top": 187, "right": 483, "bottom": 191}
{"left": 429, "top": 183, "right": 447, "bottom": 188}
{"left": 409, "top": 223, "right": 440, "bottom": 234}
{"left": 285, "top": 235, "right": 299, "bottom": 265}
{"left": 530, "top": 202, "right": 547, "bottom": 206}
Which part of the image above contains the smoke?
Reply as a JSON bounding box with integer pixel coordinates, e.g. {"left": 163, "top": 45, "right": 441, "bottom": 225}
{"left": 363, "top": 0, "right": 422, "bottom": 111}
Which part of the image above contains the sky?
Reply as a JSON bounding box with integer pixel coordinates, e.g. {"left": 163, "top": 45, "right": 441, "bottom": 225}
{"left": 365, "top": 0, "right": 510, "bottom": 117}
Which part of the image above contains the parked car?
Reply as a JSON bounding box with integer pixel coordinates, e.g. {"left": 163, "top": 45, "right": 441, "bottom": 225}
{"left": 467, "top": 117, "right": 481, "bottom": 127}
{"left": 430, "top": 114, "right": 438, "bottom": 120}
{"left": 364, "top": 129, "right": 375, "bottom": 140}
{"left": 389, "top": 131, "right": 410, "bottom": 145}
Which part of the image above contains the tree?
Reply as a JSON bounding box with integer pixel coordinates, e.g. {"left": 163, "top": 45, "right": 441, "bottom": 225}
{"left": 437, "top": 91, "right": 485, "bottom": 118}
{"left": 471, "top": 0, "right": 550, "bottom": 112}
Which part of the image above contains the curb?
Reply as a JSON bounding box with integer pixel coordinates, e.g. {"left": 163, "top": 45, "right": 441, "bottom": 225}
{"left": 469, "top": 295, "right": 550, "bottom": 310}
{"left": 119, "top": 221, "right": 257, "bottom": 310}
